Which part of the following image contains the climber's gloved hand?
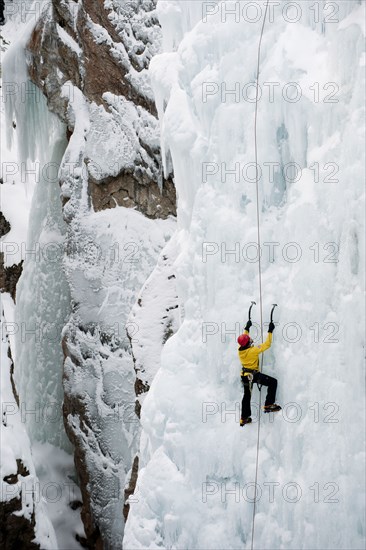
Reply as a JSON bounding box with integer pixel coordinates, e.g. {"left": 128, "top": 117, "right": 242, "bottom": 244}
{"left": 268, "top": 321, "right": 275, "bottom": 333}
{"left": 245, "top": 320, "right": 252, "bottom": 331}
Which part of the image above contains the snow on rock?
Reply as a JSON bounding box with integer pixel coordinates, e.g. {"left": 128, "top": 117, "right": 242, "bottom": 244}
{"left": 127, "top": 233, "right": 180, "bottom": 415}
{"left": 25, "top": 0, "right": 176, "bottom": 218}
{"left": 62, "top": 200, "right": 175, "bottom": 548}
{"left": 124, "top": 2, "right": 365, "bottom": 549}
{"left": 2, "top": 0, "right": 177, "bottom": 547}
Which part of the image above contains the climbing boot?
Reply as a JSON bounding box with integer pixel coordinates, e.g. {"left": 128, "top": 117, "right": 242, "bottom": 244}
{"left": 240, "top": 417, "right": 252, "bottom": 426}
{"left": 263, "top": 404, "right": 282, "bottom": 413}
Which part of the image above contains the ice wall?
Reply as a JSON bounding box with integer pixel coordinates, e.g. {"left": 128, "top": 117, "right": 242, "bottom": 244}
{"left": 124, "top": 1, "right": 365, "bottom": 549}
{"left": 3, "top": 28, "right": 72, "bottom": 449}
{"left": 1, "top": 305, "right": 57, "bottom": 549}
{"left": 13, "top": 129, "right": 71, "bottom": 449}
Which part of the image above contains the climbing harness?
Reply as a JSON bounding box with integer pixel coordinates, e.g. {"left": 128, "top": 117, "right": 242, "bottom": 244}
{"left": 251, "top": 1, "right": 270, "bottom": 550}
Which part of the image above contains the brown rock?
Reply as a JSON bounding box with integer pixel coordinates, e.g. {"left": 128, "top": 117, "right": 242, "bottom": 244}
{"left": 90, "top": 172, "right": 176, "bottom": 219}
{"left": 123, "top": 456, "right": 139, "bottom": 521}
{"left": 0, "top": 498, "right": 40, "bottom": 550}
{"left": 0, "top": 213, "right": 23, "bottom": 302}
{"left": 0, "top": 226, "right": 23, "bottom": 302}
{"left": 0, "top": 212, "right": 11, "bottom": 238}
{"left": 0, "top": 459, "right": 39, "bottom": 550}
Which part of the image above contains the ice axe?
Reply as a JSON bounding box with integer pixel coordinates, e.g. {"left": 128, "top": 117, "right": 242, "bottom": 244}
{"left": 270, "top": 303, "right": 278, "bottom": 324}
{"left": 248, "top": 301, "right": 256, "bottom": 322}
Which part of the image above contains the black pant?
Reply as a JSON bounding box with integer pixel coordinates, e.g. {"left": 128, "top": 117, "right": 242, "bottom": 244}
{"left": 241, "top": 372, "right": 277, "bottom": 419}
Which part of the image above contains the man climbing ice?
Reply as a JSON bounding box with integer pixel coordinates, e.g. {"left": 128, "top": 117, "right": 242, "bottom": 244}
{"left": 238, "top": 309, "right": 281, "bottom": 427}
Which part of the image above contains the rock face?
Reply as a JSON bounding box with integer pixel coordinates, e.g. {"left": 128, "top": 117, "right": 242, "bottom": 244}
{"left": 0, "top": 461, "right": 39, "bottom": 550}
{"left": 0, "top": 213, "right": 23, "bottom": 301}
{"left": 0, "top": 260, "right": 23, "bottom": 302}
{"left": 16, "top": 1, "right": 178, "bottom": 548}
{"left": 0, "top": 212, "right": 11, "bottom": 237}
{"left": 26, "top": 0, "right": 176, "bottom": 219}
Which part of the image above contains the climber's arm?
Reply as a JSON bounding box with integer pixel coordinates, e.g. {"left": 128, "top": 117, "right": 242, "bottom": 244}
{"left": 257, "top": 332, "right": 272, "bottom": 353}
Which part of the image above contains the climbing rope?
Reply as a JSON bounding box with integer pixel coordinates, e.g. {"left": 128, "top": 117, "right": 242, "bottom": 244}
{"left": 251, "top": 1, "right": 270, "bottom": 549}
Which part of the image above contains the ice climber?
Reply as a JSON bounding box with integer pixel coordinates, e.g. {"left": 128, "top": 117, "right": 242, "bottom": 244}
{"left": 238, "top": 317, "right": 281, "bottom": 426}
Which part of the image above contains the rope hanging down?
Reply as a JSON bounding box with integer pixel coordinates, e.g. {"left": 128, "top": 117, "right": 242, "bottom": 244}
{"left": 251, "top": 1, "right": 270, "bottom": 549}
